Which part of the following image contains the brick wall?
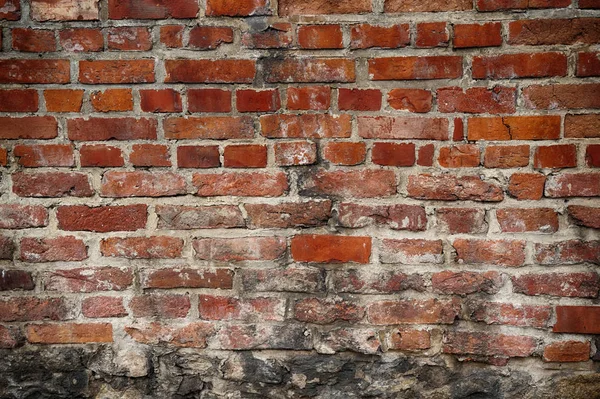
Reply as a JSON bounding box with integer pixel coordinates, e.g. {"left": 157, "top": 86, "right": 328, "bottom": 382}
{"left": 0, "top": 0, "right": 599, "bottom": 397}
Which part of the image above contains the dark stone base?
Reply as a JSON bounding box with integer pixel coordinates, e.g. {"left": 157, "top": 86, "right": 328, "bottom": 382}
{"left": 1, "top": 346, "right": 598, "bottom": 399}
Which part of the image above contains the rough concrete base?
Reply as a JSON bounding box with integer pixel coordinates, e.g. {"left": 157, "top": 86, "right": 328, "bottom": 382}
{"left": 1, "top": 346, "right": 598, "bottom": 399}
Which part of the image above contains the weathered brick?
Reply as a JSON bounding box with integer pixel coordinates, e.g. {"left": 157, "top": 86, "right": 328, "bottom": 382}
{"left": 0, "top": 117, "right": 57, "bottom": 140}
{"left": 274, "top": 141, "right": 317, "bottom": 166}
{"left": 237, "top": 89, "right": 280, "bottom": 113}
{"left": 545, "top": 173, "right": 600, "bottom": 197}
{"left": 79, "top": 144, "right": 124, "bottom": 167}
{"left": 568, "top": 206, "right": 600, "bottom": 229}
{"left": 323, "top": 142, "right": 366, "bottom": 165}
{"left": 82, "top": 297, "right": 127, "bottom": 318}
{"left": 534, "top": 145, "right": 577, "bottom": 169}
{"left": 189, "top": 26, "right": 233, "bottom": 49}
{"left": 156, "top": 205, "right": 244, "bottom": 230}
{"left": 193, "top": 172, "right": 288, "bottom": 197}
{"left": 468, "top": 116, "right": 561, "bottom": 140}
{"left": 242, "top": 267, "right": 325, "bottom": 293}
{"left": 416, "top": 22, "right": 449, "bottom": 48}
{"left": 436, "top": 208, "right": 487, "bottom": 234}
{"left": 543, "top": 341, "right": 590, "bottom": 362}
{"left": 372, "top": 143, "right": 416, "bottom": 166}
{"left": 367, "top": 298, "right": 461, "bottom": 324}
{"left": 0, "top": 269, "right": 34, "bottom": 291}
{"left": 369, "top": 56, "right": 462, "bottom": 80}
{"left": 13, "top": 172, "right": 93, "bottom": 197}
{"left": 484, "top": 145, "right": 530, "bottom": 168}
{"left": 0, "top": 205, "right": 48, "bottom": 229}
{"left": 0, "top": 89, "right": 38, "bottom": 112}
{"left": 553, "top": 306, "right": 600, "bottom": 334}
{"left": 45, "top": 267, "right": 133, "bottom": 292}
{"left": 332, "top": 269, "right": 425, "bottom": 294}
{"left": 577, "top": 52, "right": 600, "bottom": 77}
{"left": 454, "top": 23, "right": 502, "bottom": 48}
{"left": 130, "top": 144, "right": 171, "bottom": 167}
{"left": 477, "top": 0, "right": 571, "bottom": 11}
{"left": 57, "top": 205, "right": 147, "bottom": 232}
{"left": 194, "top": 237, "right": 286, "bottom": 261}
{"left": 0, "top": 326, "right": 23, "bottom": 349}
{"left": 0, "top": 297, "right": 68, "bottom": 322}
{"left": 0, "top": 0, "right": 19, "bottom": 20}
{"left": 262, "top": 58, "right": 355, "bottom": 83}
{"left": 216, "top": 324, "right": 312, "bottom": 350}
{"left": 389, "top": 329, "right": 431, "bottom": 351}
{"left": 509, "top": 18, "right": 600, "bottom": 45}
{"left": 385, "top": 0, "right": 472, "bottom": 12}
{"left": 68, "top": 118, "right": 157, "bottom": 141}
{"left": 90, "top": 89, "right": 134, "bottom": 112}
{"left": 245, "top": 201, "right": 331, "bottom": 228}
{"left": 524, "top": 84, "right": 600, "bottom": 110}
{"left": 438, "top": 87, "right": 516, "bottom": 114}
{"left": 508, "top": 173, "right": 546, "bottom": 200}
{"left": 108, "top": 0, "right": 198, "bottom": 19}
{"left": 287, "top": 86, "right": 330, "bottom": 110}
{"left": 101, "top": 171, "right": 186, "bottom": 197}
{"left": 27, "top": 323, "right": 112, "bottom": 344}
{"left": 497, "top": 208, "right": 559, "bottom": 233}
{"left": 262, "top": 114, "right": 351, "bottom": 138}
{"left": 467, "top": 302, "right": 552, "bottom": 328}
{"left": 177, "top": 145, "right": 220, "bottom": 168}
{"left": 140, "top": 89, "right": 182, "bottom": 112}
{"left": 338, "top": 203, "right": 426, "bottom": 231}
{"left": 294, "top": 298, "right": 364, "bottom": 324}
{"left": 443, "top": 332, "right": 536, "bottom": 359}
{"left": 432, "top": 271, "right": 504, "bottom": 295}
{"left": 298, "top": 25, "right": 343, "bottom": 49}
{"left": 206, "top": 0, "right": 269, "bottom": 16}
{"left": 512, "top": 273, "right": 600, "bottom": 298}
{"left": 279, "top": 0, "right": 371, "bottom": 15}
{"left": 101, "top": 236, "right": 183, "bottom": 259}
{"left": 125, "top": 322, "right": 214, "bottom": 348}
{"left": 79, "top": 60, "right": 155, "bottom": 84}
{"left": 438, "top": 145, "right": 480, "bottom": 168}
{"left": 44, "top": 89, "right": 84, "bottom": 112}
{"left": 107, "top": 27, "right": 152, "bottom": 51}
{"left": 20, "top": 236, "right": 88, "bottom": 263}
{"left": 387, "top": 89, "right": 433, "bottom": 113}
{"left": 129, "top": 294, "right": 190, "bottom": 318}
{"left": 472, "top": 53, "right": 567, "bottom": 79}
{"left": 199, "top": 295, "right": 285, "bottom": 322}
{"left": 358, "top": 117, "right": 449, "bottom": 140}
{"left": 242, "top": 23, "right": 292, "bottom": 49}
{"left": 141, "top": 268, "right": 234, "bottom": 289}
{"left": 565, "top": 114, "right": 600, "bottom": 138}
{"left": 407, "top": 174, "right": 504, "bottom": 202}
{"left": 535, "top": 240, "right": 600, "bottom": 265}
{"left": 160, "top": 25, "right": 184, "bottom": 48}
{"left": 0, "top": 60, "right": 70, "bottom": 84}
{"left": 165, "top": 116, "right": 253, "bottom": 139}
{"left": 59, "top": 28, "right": 103, "bottom": 52}
{"left": 31, "top": 0, "right": 99, "bottom": 21}
{"left": 350, "top": 24, "right": 409, "bottom": 49}
{"left": 300, "top": 169, "right": 397, "bottom": 198}
{"left": 165, "top": 59, "right": 255, "bottom": 83}
{"left": 453, "top": 239, "right": 526, "bottom": 267}
{"left": 381, "top": 239, "right": 443, "bottom": 264}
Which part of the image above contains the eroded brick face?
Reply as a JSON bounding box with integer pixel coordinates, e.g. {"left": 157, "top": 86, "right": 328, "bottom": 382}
{"left": 0, "top": 1, "right": 598, "bottom": 397}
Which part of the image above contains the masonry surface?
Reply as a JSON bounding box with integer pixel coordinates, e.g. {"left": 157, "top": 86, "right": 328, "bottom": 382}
{"left": 0, "top": 0, "right": 599, "bottom": 397}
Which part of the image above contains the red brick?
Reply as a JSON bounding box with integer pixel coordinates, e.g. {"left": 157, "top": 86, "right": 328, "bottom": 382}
{"left": 291, "top": 235, "right": 371, "bottom": 264}
{"left": 79, "top": 60, "right": 155, "bottom": 84}
{"left": 454, "top": 239, "right": 525, "bottom": 267}
{"left": 497, "top": 208, "right": 558, "bottom": 233}
{"left": 109, "top": 0, "right": 199, "bottom": 19}
{"left": 0, "top": 148, "right": 6, "bottom": 166}
{"left": 508, "top": 173, "right": 546, "bottom": 200}
{"left": 367, "top": 298, "right": 460, "bottom": 325}
{"left": 90, "top": 89, "right": 133, "bottom": 112}
{"left": 443, "top": 332, "right": 536, "bottom": 359}
{"left": 0, "top": 269, "right": 34, "bottom": 291}
{"left": 332, "top": 269, "right": 425, "bottom": 294}
{"left": 298, "top": 25, "right": 343, "bottom": 49}
{"left": 0, "top": 0, "right": 19, "bottom": 20}
{"left": 189, "top": 26, "right": 233, "bottom": 49}
{"left": 387, "top": 89, "right": 432, "bottom": 113}
{"left": 287, "top": 86, "right": 330, "bottom": 110}
{"left": 300, "top": 169, "right": 396, "bottom": 198}
{"left": 338, "top": 88, "right": 382, "bottom": 111}
{"left": 279, "top": 0, "right": 371, "bottom": 15}
{"left": 165, "top": 116, "right": 253, "bottom": 139}
{"left": 385, "top": 0, "right": 472, "bottom": 11}
{"left": 0, "top": 89, "right": 38, "bottom": 112}
{"left": 242, "top": 24, "right": 293, "bottom": 49}
{"left": 389, "top": 329, "right": 431, "bottom": 351}
{"left": 433, "top": 271, "right": 504, "bottom": 295}
{"left": 438, "top": 145, "right": 480, "bottom": 168}
{"left": 513, "top": 273, "right": 600, "bottom": 298}
{"left": 436, "top": 208, "right": 487, "bottom": 234}
{"left": 358, "top": 117, "right": 449, "bottom": 140}
{"left": 524, "top": 83, "right": 600, "bottom": 110}
{"left": 453, "top": 118, "right": 465, "bottom": 140}
{"left": 130, "top": 144, "right": 171, "bottom": 167}
{"left": 372, "top": 143, "right": 416, "bottom": 166}
{"left": 206, "top": 0, "right": 269, "bottom": 16}
{"left": 418, "top": 144, "right": 435, "bottom": 166}
{"left": 438, "top": 86, "right": 516, "bottom": 114}
{"left": 544, "top": 341, "right": 590, "bottom": 362}
{"left": 587, "top": 145, "right": 600, "bottom": 167}
{"left": 107, "top": 27, "right": 152, "bottom": 51}
{"left": 101, "top": 236, "right": 183, "bottom": 259}
{"left": 381, "top": 238, "right": 443, "bottom": 264}
{"left": 126, "top": 322, "right": 214, "bottom": 348}
{"left": 416, "top": 22, "right": 449, "bottom": 48}
{"left": 194, "top": 237, "right": 286, "bottom": 261}
{"left": 160, "top": 25, "right": 184, "bottom": 48}
{"left": 139, "top": 89, "right": 182, "bottom": 113}
{"left": 568, "top": 206, "right": 600, "bottom": 229}
{"left": 472, "top": 53, "right": 567, "bottom": 79}
{"left": 0, "top": 297, "right": 67, "bottom": 322}
{"left": 245, "top": 200, "right": 331, "bottom": 228}
{"left": 484, "top": 145, "right": 530, "bottom": 168}
{"left": 580, "top": 0, "right": 600, "bottom": 7}
{"left": 509, "top": 18, "right": 600, "bottom": 45}
{"left": 0, "top": 237, "right": 14, "bottom": 260}
{"left": 454, "top": 23, "right": 503, "bottom": 48}
{"left": 165, "top": 59, "right": 255, "bottom": 83}
{"left": 44, "top": 89, "right": 84, "bottom": 112}
{"left": 407, "top": 174, "right": 503, "bottom": 202}
{"left": 141, "top": 268, "right": 234, "bottom": 289}
{"left": 262, "top": 58, "right": 355, "bottom": 83}
{"left": 14, "top": 144, "right": 73, "bottom": 168}
{"left": 0, "top": 326, "right": 23, "bottom": 349}
{"left": 188, "top": 89, "right": 232, "bottom": 113}
{"left": 468, "top": 302, "right": 552, "bottom": 328}
{"left": 60, "top": 28, "right": 103, "bottom": 52}
{"left": 554, "top": 306, "right": 600, "bottom": 334}
{"left": 193, "top": 171, "right": 288, "bottom": 197}
{"left": 177, "top": 145, "right": 220, "bottom": 168}
{"left": 350, "top": 24, "right": 409, "bottom": 49}
{"left": 323, "top": 142, "right": 366, "bottom": 165}
{"left": 157, "top": 205, "right": 243, "bottom": 229}
{"left": 27, "top": 323, "right": 112, "bottom": 344}
{"left": 535, "top": 240, "right": 600, "bottom": 265}
{"left": 477, "top": 0, "right": 571, "bottom": 11}
{"left": 69, "top": 118, "right": 157, "bottom": 141}
{"left": 274, "top": 141, "right": 317, "bottom": 166}
{"left": 0, "top": 117, "right": 57, "bottom": 139}
{"left": 130, "top": 294, "right": 190, "bottom": 318}
{"left": 82, "top": 297, "right": 127, "bottom": 318}
{"left": 468, "top": 116, "right": 561, "bottom": 140}
{"left": 565, "top": 114, "right": 600, "bottom": 138}
{"left": 545, "top": 173, "right": 600, "bottom": 197}
{"left": 31, "top": 0, "right": 99, "bottom": 20}
{"left": 0, "top": 59, "right": 70, "bottom": 84}
{"left": 20, "top": 236, "right": 87, "bottom": 263}
{"left": 57, "top": 205, "right": 146, "bottom": 232}
{"left": 338, "top": 203, "right": 425, "bottom": 231}
{"left": 369, "top": 56, "right": 462, "bottom": 80}
{"left": 237, "top": 89, "right": 280, "bottom": 112}
{"left": 199, "top": 295, "right": 285, "bottom": 322}
{"left": 242, "top": 267, "right": 325, "bottom": 293}
{"left": 577, "top": 52, "right": 600, "bottom": 77}
{"left": 101, "top": 171, "right": 186, "bottom": 197}
{"left": 224, "top": 145, "right": 267, "bottom": 168}
{"left": 46, "top": 267, "right": 132, "bottom": 293}
{"left": 12, "top": 172, "right": 92, "bottom": 197}
{"left": 294, "top": 298, "right": 364, "bottom": 324}
{"left": 534, "top": 145, "right": 577, "bottom": 169}
{"left": 262, "top": 114, "right": 351, "bottom": 138}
